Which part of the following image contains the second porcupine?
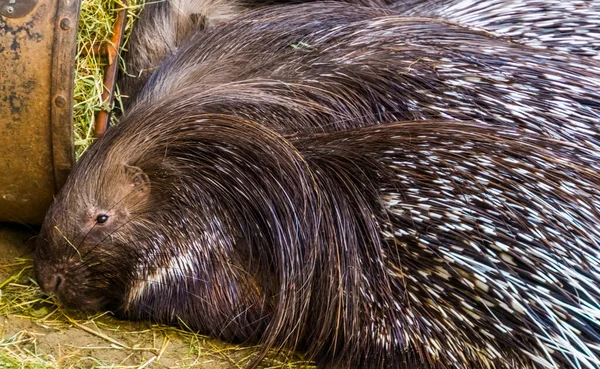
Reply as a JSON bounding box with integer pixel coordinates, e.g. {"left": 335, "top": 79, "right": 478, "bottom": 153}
{"left": 119, "top": 0, "right": 600, "bottom": 106}
{"left": 118, "top": 0, "right": 396, "bottom": 104}
{"left": 119, "top": 0, "right": 251, "bottom": 102}
{"left": 33, "top": 84, "right": 600, "bottom": 368}
{"left": 121, "top": 4, "right": 600, "bottom": 148}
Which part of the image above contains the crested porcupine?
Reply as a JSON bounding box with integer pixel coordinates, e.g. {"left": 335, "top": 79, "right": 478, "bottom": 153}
{"left": 34, "top": 83, "right": 600, "bottom": 368}
{"left": 34, "top": 3, "right": 600, "bottom": 369}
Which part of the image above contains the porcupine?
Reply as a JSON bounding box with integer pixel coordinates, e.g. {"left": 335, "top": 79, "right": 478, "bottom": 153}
{"left": 119, "top": 0, "right": 600, "bottom": 108}
{"left": 34, "top": 2, "right": 600, "bottom": 369}
{"left": 34, "top": 84, "right": 600, "bottom": 369}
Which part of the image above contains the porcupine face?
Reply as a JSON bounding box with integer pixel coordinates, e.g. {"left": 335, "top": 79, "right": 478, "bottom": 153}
{"left": 33, "top": 103, "right": 318, "bottom": 342}
{"left": 34, "top": 155, "right": 151, "bottom": 312}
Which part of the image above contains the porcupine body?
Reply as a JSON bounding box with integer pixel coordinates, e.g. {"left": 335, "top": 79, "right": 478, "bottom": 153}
{"left": 120, "top": 3, "right": 600, "bottom": 147}
{"left": 34, "top": 84, "right": 600, "bottom": 369}
{"left": 34, "top": 3, "right": 600, "bottom": 369}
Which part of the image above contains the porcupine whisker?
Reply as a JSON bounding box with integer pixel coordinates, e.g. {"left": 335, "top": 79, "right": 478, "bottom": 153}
{"left": 76, "top": 210, "right": 156, "bottom": 262}
{"left": 71, "top": 233, "right": 156, "bottom": 273}
{"left": 52, "top": 225, "right": 82, "bottom": 261}
{"left": 71, "top": 184, "right": 156, "bottom": 259}
{"left": 68, "top": 233, "right": 152, "bottom": 278}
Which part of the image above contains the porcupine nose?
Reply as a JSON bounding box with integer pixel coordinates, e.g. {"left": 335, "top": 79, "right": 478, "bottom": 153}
{"left": 47, "top": 274, "right": 63, "bottom": 293}
{"left": 36, "top": 269, "right": 65, "bottom": 295}
{"left": 42, "top": 274, "right": 64, "bottom": 294}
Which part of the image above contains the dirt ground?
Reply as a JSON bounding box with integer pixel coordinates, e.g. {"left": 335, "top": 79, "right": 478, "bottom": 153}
{"left": 0, "top": 225, "right": 310, "bottom": 368}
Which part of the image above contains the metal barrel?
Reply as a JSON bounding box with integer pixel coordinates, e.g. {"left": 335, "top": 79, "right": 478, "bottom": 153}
{"left": 0, "top": 0, "right": 80, "bottom": 224}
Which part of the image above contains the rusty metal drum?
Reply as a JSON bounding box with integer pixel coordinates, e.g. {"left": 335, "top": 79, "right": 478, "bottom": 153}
{"left": 0, "top": 0, "right": 80, "bottom": 224}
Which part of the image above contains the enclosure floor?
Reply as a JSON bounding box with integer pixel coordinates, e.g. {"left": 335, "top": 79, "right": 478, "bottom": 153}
{"left": 0, "top": 225, "right": 31, "bottom": 271}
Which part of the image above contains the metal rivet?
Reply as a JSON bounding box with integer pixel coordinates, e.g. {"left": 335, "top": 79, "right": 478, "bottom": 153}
{"left": 59, "top": 18, "right": 71, "bottom": 30}
{"left": 5, "top": 6, "right": 14, "bottom": 13}
{"left": 54, "top": 96, "right": 67, "bottom": 108}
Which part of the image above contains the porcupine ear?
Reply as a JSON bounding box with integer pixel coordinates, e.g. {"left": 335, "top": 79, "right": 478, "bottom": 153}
{"left": 124, "top": 164, "right": 150, "bottom": 194}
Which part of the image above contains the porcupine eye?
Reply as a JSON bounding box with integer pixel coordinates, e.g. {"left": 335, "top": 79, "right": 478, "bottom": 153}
{"left": 96, "top": 214, "right": 109, "bottom": 224}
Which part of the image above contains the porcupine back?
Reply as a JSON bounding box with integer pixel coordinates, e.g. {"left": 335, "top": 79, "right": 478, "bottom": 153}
{"left": 123, "top": 3, "right": 600, "bottom": 148}
{"left": 395, "top": 0, "right": 600, "bottom": 59}
{"left": 292, "top": 121, "right": 600, "bottom": 369}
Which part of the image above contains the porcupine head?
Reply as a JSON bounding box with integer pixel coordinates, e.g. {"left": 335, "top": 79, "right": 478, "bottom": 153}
{"left": 33, "top": 109, "right": 318, "bottom": 345}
